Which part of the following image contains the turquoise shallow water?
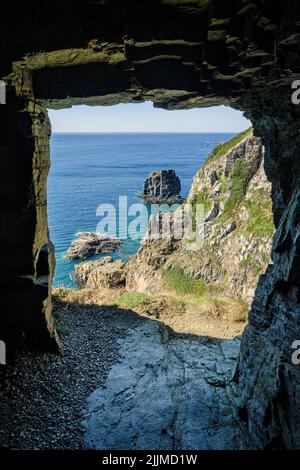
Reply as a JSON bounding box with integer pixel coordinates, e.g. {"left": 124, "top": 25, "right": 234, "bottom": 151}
{"left": 48, "top": 132, "right": 235, "bottom": 286}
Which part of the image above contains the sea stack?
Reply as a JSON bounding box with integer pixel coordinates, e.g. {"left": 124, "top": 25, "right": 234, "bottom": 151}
{"left": 141, "top": 169, "right": 184, "bottom": 204}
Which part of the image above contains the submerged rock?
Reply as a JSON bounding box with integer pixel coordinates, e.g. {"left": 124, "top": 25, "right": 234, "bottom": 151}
{"left": 72, "top": 256, "right": 125, "bottom": 288}
{"left": 66, "top": 232, "right": 123, "bottom": 260}
{"left": 141, "top": 169, "right": 184, "bottom": 204}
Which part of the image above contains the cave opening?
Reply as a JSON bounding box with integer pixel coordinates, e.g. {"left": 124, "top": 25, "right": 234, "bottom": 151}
{"left": 46, "top": 102, "right": 260, "bottom": 342}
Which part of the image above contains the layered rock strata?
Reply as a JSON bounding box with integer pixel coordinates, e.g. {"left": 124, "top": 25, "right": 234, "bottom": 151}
{"left": 141, "top": 169, "right": 184, "bottom": 204}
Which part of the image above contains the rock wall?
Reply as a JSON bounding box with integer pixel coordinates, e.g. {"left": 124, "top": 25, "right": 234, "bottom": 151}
{"left": 0, "top": 96, "right": 59, "bottom": 352}
{"left": 0, "top": 0, "right": 300, "bottom": 448}
{"left": 235, "top": 87, "right": 300, "bottom": 449}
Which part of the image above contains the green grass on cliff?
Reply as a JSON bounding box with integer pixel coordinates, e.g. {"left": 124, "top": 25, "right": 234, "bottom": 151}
{"left": 240, "top": 250, "right": 270, "bottom": 275}
{"left": 162, "top": 266, "right": 247, "bottom": 322}
{"left": 192, "top": 188, "right": 212, "bottom": 212}
{"left": 52, "top": 286, "right": 73, "bottom": 302}
{"left": 240, "top": 255, "right": 263, "bottom": 276}
{"left": 219, "top": 174, "right": 227, "bottom": 193}
{"left": 204, "top": 127, "right": 252, "bottom": 166}
{"left": 188, "top": 128, "right": 253, "bottom": 222}
{"left": 245, "top": 198, "right": 274, "bottom": 237}
{"left": 115, "top": 292, "right": 150, "bottom": 309}
{"left": 220, "top": 160, "right": 250, "bottom": 220}
{"left": 163, "top": 266, "right": 210, "bottom": 297}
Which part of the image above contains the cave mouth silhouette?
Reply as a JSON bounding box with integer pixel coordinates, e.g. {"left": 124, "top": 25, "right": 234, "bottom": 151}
{"left": 0, "top": 24, "right": 290, "bottom": 355}
{"left": 1, "top": 0, "right": 300, "bottom": 448}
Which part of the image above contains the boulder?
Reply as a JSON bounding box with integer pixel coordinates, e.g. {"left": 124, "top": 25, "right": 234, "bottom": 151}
{"left": 141, "top": 169, "right": 184, "bottom": 204}
{"left": 72, "top": 256, "right": 126, "bottom": 288}
{"left": 66, "top": 232, "right": 123, "bottom": 260}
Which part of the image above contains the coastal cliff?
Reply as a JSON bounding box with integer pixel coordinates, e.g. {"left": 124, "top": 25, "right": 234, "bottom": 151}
{"left": 126, "top": 129, "right": 274, "bottom": 307}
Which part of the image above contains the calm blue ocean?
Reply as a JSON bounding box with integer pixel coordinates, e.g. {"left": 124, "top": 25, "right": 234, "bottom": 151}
{"left": 48, "top": 132, "right": 235, "bottom": 287}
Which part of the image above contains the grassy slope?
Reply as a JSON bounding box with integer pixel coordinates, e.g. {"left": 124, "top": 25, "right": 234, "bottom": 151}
{"left": 204, "top": 127, "right": 252, "bottom": 167}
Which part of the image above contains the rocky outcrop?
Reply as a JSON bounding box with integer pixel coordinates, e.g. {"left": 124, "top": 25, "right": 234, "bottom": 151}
{"left": 66, "top": 232, "right": 123, "bottom": 260}
{"left": 141, "top": 169, "right": 183, "bottom": 204}
{"left": 127, "top": 130, "right": 274, "bottom": 306}
{"left": 72, "top": 256, "right": 125, "bottom": 289}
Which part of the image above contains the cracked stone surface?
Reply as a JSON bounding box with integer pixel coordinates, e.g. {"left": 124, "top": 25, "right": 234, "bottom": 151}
{"left": 83, "top": 319, "right": 251, "bottom": 450}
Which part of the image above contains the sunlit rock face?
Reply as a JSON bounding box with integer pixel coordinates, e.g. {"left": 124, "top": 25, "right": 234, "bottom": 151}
{"left": 0, "top": 0, "right": 300, "bottom": 448}
{"left": 126, "top": 130, "right": 274, "bottom": 307}
{"left": 141, "top": 169, "right": 183, "bottom": 204}
{"left": 66, "top": 232, "right": 123, "bottom": 260}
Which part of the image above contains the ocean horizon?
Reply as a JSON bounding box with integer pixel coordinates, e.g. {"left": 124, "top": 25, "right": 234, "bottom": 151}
{"left": 48, "top": 132, "right": 236, "bottom": 287}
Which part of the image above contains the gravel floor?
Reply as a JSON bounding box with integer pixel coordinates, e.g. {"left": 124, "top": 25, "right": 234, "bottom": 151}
{"left": 0, "top": 303, "right": 137, "bottom": 450}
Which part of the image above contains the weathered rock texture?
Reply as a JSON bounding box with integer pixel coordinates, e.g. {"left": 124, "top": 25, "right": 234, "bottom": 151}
{"left": 66, "top": 232, "right": 123, "bottom": 260}
{"left": 141, "top": 169, "right": 183, "bottom": 204}
{"left": 127, "top": 130, "right": 274, "bottom": 306}
{"left": 72, "top": 256, "right": 125, "bottom": 289}
{"left": 84, "top": 320, "right": 250, "bottom": 450}
{"left": 1, "top": 0, "right": 300, "bottom": 449}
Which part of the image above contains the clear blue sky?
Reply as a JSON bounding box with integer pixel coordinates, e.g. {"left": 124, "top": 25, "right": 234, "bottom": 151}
{"left": 48, "top": 102, "right": 251, "bottom": 133}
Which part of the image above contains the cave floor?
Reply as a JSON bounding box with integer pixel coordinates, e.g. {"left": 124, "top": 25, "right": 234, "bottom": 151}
{"left": 0, "top": 300, "right": 251, "bottom": 450}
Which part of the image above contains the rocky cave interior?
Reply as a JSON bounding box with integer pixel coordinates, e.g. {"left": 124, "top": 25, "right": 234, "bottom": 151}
{"left": 1, "top": 0, "right": 300, "bottom": 449}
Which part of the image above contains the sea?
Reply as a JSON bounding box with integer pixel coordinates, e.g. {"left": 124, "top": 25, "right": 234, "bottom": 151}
{"left": 48, "top": 132, "right": 235, "bottom": 287}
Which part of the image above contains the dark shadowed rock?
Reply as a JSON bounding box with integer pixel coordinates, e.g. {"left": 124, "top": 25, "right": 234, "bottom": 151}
{"left": 141, "top": 169, "right": 184, "bottom": 204}
{"left": 66, "top": 232, "right": 123, "bottom": 260}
